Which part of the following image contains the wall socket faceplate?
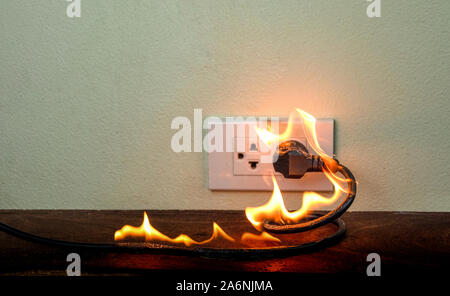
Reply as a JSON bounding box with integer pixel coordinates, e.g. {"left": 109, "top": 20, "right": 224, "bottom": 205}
{"left": 207, "top": 119, "right": 334, "bottom": 191}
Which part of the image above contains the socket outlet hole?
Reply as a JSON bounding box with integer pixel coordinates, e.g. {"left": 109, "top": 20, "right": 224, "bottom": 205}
{"left": 238, "top": 153, "right": 244, "bottom": 159}
{"left": 249, "top": 161, "right": 258, "bottom": 169}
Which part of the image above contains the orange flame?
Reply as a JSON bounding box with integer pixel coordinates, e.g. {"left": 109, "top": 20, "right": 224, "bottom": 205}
{"left": 115, "top": 109, "right": 351, "bottom": 247}
{"left": 245, "top": 109, "right": 349, "bottom": 230}
{"left": 255, "top": 117, "right": 293, "bottom": 146}
{"left": 114, "top": 212, "right": 235, "bottom": 246}
{"left": 245, "top": 174, "right": 345, "bottom": 230}
{"left": 296, "top": 109, "right": 340, "bottom": 173}
{"left": 241, "top": 232, "right": 281, "bottom": 245}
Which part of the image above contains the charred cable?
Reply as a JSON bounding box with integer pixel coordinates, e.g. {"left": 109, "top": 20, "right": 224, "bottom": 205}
{"left": 0, "top": 217, "right": 346, "bottom": 259}
{"left": 0, "top": 139, "right": 353, "bottom": 257}
{"left": 263, "top": 140, "right": 357, "bottom": 233}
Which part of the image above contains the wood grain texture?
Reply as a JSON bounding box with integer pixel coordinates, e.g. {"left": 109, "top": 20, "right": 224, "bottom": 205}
{"left": 0, "top": 211, "right": 448, "bottom": 275}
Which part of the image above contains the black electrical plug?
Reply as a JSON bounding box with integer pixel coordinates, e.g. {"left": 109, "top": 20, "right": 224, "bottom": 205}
{"left": 273, "top": 140, "right": 324, "bottom": 178}
{"left": 265, "top": 140, "right": 357, "bottom": 234}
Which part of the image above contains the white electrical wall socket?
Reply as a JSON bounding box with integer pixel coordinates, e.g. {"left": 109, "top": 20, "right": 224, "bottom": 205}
{"left": 207, "top": 118, "right": 334, "bottom": 191}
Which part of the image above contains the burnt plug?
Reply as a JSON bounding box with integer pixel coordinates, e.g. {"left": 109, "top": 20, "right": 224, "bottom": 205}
{"left": 273, "top": 140, "right": 324, "bottom": 179}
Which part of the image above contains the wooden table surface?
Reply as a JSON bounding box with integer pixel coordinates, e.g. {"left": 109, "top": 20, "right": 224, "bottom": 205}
{"left": 0, "top": 210, "right": 448, "bottom": 276}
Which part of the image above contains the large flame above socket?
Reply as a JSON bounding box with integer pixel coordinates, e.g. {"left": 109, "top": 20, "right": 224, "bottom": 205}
{"left": 246, "top": 109, "right": 349, "bottom": 231}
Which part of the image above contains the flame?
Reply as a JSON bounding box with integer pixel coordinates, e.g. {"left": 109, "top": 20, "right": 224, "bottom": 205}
{"left": 245, "top": 109, "right": 349, "bottom": 230}
{"left": 296, "top": 109, "right": 345, "bottom": 175}
{"left": 114, "top": 212, "right": 235, "bottom": 246}
{"left": 241, "top": 232, "right": 281, "bottom": 245}
{"left": 245, "top": 174, "right": 344, "bottom": 230}
{"left": 254, "top": 113, "right": 296, "bottom": 146}
{"left": 115, "top": 109, "right": 352, "bottom": 248}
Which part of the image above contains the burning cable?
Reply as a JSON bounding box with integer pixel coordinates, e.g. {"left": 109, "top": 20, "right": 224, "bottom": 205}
{"left": 248, "top": 109, "right": 357, "bottom": 233}
{"left": 0, "top": 108, "right": 354, "bottom": 259}
{"left": 262, "top": 162, "right": 356, "bottom": 233}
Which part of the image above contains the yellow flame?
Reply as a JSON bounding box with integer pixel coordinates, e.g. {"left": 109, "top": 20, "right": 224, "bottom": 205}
{"left": 241, "top": 232, "right": 281, "bottom": 245}
{"left": 296, "top": 109, "right": 343, "bottom": 173}
{"left": 245, "top": 173, "right": 344, "bottom": 230}
{"left": 114, "top": 212, "right": 235, "bottom": 246}
{"left": 254, "top": 113, "right": 296, "bottom": 146}
{"left": 245, "top": 109, "right": 350, "bottom": 230}
{"left": 115, "top": 109, "right": 353, "bottom": 247}
{"left": 296, "top": 109, "right": 327, "bottom": 157}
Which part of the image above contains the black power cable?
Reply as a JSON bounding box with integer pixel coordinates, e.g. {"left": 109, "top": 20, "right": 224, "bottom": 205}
{"left": 260, "top": 140, "right": 357, "bottom": 234}
{"left": 0, "top": 216, "right": 345, "bottom": 259}
{"left": 0, "top": 141, "right": 354, "bottom": 258}
{"left": 263, "top": 164, "right": 356, "bottom": 233}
